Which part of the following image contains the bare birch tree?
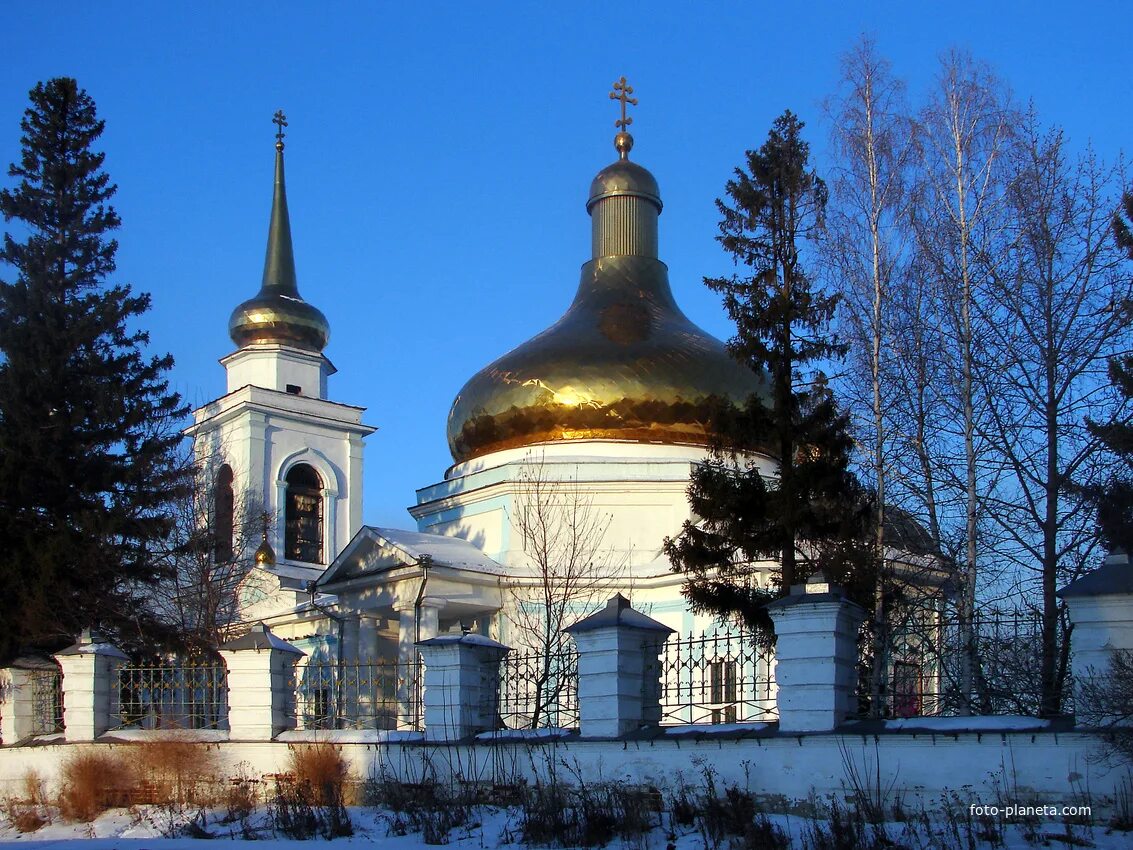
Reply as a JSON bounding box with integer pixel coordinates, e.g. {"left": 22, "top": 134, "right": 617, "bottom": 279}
{"left": 507, "top": 453, "right": 626, "bottom": 728}
{"left": 826, "top": 35, "right": 919, "bottom": 713}
{"left": 914, "top": 50, "right": 1015, "bottom": 711}
{"left": 148, "top": 451, "right": 268, "bottom": 651}
{"left": 979, "top": 113, "right": 1132, "bottom": 714}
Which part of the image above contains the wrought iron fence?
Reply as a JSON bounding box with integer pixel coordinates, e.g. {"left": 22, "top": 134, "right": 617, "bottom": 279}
{"left": 29, "top": 666, "right": 64, "bottom": 735}
{"left": 652, "top": 627, "right": 777, "bottom": 725}
{"left": 114, "top": 659, "right": 228, "bottom": 730}
{"left": 292, "top": 656, "right": 423, "bottom": 730}
{"left": 494, "top": 643, "right": 579, "bottom": 730}
{"left": 857, "top": 606, "right": 1074, "bottom": 718}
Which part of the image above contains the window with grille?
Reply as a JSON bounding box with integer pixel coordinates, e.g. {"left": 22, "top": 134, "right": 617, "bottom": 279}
{"left": 214, "top": 465, "right": 234, "bottom": 563}
{"left": 709, "top": 658, "right": 738, "bottom": 704}
{"left": 285, "top": 464, "right": 323, "bottom": 563}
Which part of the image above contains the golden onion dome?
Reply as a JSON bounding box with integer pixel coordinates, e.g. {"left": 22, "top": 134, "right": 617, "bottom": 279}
{"left": 446, "top": 113, "right": 767, "bottom": 464}
{"left": 229, "top": 117, "right": 330, "bottom": 353}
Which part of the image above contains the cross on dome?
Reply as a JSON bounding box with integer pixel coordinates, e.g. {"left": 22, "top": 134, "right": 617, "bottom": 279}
{"left": 608, "top": 76, "right": 637, "bottom": 159}
{"left": 273, "top": 109, "right": 288, "bottom": 150}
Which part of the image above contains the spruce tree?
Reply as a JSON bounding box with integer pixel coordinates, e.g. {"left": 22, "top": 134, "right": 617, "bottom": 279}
{"left": 1089, "top": 191, "right": 1133, "bottom": 551}
{"left": 664, "top": 111, "right": 875, "bottom": 634}
{"left": 0, "top": 78, "right": 190, "bottom": 662}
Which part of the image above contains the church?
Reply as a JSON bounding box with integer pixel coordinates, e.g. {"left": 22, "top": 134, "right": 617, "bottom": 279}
{"left": 185, "top": 87, "right": 942, "bottom": 694}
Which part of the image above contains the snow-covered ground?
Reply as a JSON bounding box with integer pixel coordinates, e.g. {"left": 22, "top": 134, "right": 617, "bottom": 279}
{"left": 2, "top": 801, "right": 1130, "bottom": 850}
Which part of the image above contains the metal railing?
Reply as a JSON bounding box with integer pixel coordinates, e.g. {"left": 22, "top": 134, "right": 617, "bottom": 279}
{"left": 494, "top": 643, "right": 579, "bottom": 730}
{"left": 114, "top": 659, "right": 228, "bottom": 730}
{"left": 652, "top": 628, "right": 777, "bottom": 725}
{"left": 30, "top": 667, "right": 64, "bottom": 735}
{"left": 856, "top": 607, "right": 1074, "bottom": 718}
{"left": 292, "top": 656, "right": 423, "bottom": 731}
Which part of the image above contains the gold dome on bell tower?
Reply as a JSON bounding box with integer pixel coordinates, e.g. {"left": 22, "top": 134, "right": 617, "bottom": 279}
{"left": 446, "top": 79, "right": 766, "bottom": 464}
{"left": 228, "top": 111, "right": 330, "bottom": 353}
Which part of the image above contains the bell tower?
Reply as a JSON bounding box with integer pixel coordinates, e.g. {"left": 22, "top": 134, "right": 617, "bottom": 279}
{"left": 186, "top": 112, "right": 374, "bottom": 589}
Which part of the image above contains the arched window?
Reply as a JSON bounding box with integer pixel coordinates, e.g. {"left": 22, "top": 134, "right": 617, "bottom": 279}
{"left": 213, "top": 465, "right": 234, "bottom": 563}
{"left": 285, "top": 463, "right": 323, "bottom": 563}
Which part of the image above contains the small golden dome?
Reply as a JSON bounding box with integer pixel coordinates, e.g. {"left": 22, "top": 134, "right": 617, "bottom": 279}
{"left": 229, "top": 295, "right": 330, "bottom": 351}
{"left": 587, "top": 158, "right": 661, "bottom": 213}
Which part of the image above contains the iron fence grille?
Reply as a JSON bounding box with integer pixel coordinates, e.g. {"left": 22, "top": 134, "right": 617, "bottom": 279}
{"left": 857, "top": 607, "right": 1074, "bottom": 718}
{"left": 653, "top": 628, "right": 777, "bottom": 725}
{"left": 29, "top": 667, "right": 64, "bottom": 735}
{"left": 114, "top": 660, "right": 228, "bottom": 730}
{"left": 292, "top": 656, "right": 423, "bottom": 731}
{"left": 494, "top": 643, "right": 579, "bottom": 730}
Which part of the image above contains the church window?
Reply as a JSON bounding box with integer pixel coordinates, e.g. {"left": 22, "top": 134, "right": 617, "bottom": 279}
{"left": 285, "top": 463, "right": 323, "bottom": 563}
{"left": 214, "top": 465, "right": 234, "bottom": 563}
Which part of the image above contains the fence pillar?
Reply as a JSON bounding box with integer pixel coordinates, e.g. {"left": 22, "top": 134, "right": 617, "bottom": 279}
{"left": 565, "top": 594, "right": 675, "bottom": 738}
{"left": 418, "top": 633, "right": 509, "bottom": 741}
{"left": 0, "top": 657, "right": 55, "bottom": 744}
{"left": 767, "top": 573, "right": 866, "bottom": 733}
{"left": 54, "top": 630, "right": 128, "bottom": 742}
{"left": 219, "top": 623, "right": 305, "bottom": 741}
{"left": 1060, "top": 550, "right": 1133, "bottom": 722}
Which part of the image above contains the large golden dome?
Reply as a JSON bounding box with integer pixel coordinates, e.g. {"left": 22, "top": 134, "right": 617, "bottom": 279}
{"left": 229, "top": 125, "right": 330, "bottom": 353}
{"left": 446, "top": 122, "right": 766, "bottom": 464}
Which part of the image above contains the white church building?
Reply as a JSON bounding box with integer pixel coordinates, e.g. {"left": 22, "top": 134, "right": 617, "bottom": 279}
{"left": 185, "top": 103, "right": 938, "bottom": 692}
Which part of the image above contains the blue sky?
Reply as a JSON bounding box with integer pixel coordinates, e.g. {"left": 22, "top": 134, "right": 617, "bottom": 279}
{"left": 2, "top": 1, "right": 1130, "bottom": 529}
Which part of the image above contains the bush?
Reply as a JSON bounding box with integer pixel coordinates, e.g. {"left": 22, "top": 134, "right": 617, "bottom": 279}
{"left": 135, "top": 738, "right": 221, "bottom": 806}
{"left": 271, "top": 747, "right": 353, "bottom": 840}
{"left": 518, "top": 779, "right": 660, "bottom": 848}
{"left": 2, "top": 769, "right": 51, "bottom": 833}
{"left": 288, "top": 743, "right": 349, "bottom": 807}
{"left": 58, "top": 750, "right": 135, "bottom": 822}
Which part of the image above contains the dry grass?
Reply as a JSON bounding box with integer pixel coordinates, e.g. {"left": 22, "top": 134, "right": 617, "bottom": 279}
{"left": 3, "top": 771, "right": 51, "bottom": 834}
{"left": 287, "top": 743, "right": 350, "bottom": 807}
{"left": 134, "top": 737, "right": 221, "bottom": 806}
{"left": 57, "top": 750, "right": 135, "bottom": 822}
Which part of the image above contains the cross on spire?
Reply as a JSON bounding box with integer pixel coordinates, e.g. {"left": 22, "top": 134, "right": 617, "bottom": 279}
{"left": 609, "top": 76, "right": 637, "bottom": 131}
{"left": 273, "top": 109, "right": 288, "bottom": 149}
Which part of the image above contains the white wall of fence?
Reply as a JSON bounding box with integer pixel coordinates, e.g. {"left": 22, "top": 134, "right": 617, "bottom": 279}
{"left": 2, "top": 558, "right": 1133, "bottom": 810}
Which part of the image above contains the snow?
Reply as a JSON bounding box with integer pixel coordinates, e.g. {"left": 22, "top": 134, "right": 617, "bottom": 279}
{"left": 275, "top": 729, "right": 424, "bottom": 744}
{"left": 102, "top": 730, "right": 229, "bottom": 743}
{"left": 878, "top": 715, "right": 1053, "bottom": 732}
{"left": 474, "top": 727, "right": 573, "bottom": 741}
{"left": 664, "top": 722, "right": 770, "bottom": 736}
{"left": 0, "top": 802, "right": 1126, "bottom": 850}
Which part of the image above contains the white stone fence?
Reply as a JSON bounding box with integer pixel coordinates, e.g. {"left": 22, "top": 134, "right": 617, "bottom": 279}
{"left": 4, "top": 557, "right": 1133, "bottom": 747}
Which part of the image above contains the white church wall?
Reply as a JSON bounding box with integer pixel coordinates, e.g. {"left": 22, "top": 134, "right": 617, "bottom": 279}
{"left": 412, "top": 440, "right": 777, "bottom": 645}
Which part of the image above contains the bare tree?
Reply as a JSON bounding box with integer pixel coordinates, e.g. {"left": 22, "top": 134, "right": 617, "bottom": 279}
{"left": 979, "top": 113, "right": 1132, "bottom": 714}
{"left": 148, "top": 450, "right": 268, "bottom": 651}
{"left": 506, "top": 452, "right": 627, "bottom": 728}
{"left": 826, "top": 35, "right": 919, "bottom": 713}
{"left": 1075, "top": 649, "right": 1133, "bottom": 765}
{"left": 914, "top": 50, "right": 1015, "bottom": 710}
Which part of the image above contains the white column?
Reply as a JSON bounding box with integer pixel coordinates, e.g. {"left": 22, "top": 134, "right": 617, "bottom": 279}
{"left": 767, "top": 573, "right": 866, "bottom": 733}
{"left": 1061, "top": 551, "right": 1133, "bottom": 723}
{"left": 219, "top": 623, "right": 305, "bottom": 740}
{"left": 418, "top": 634, "right": 510, "bottom": 740}
{"left": 0, "top": 667, "right": 42, "bottom": 744}
{"left": 358, "top": 615, "right": 382, "bottom": 662}
{"left": 394, "top": 598, "right": 444, "bottom": 729}
{"left": 565, "top": 595, "right": 674, "bottom": 738}
{"left": 54, "top": 630, "right": 128, "bottom": 742}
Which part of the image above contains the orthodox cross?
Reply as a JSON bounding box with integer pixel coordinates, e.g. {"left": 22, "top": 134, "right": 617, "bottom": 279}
{"left": 609, "top": 77, "right": 637, "bottom": 130}
{"left": 273, "top": 110, "right": 288, "bottom": 146}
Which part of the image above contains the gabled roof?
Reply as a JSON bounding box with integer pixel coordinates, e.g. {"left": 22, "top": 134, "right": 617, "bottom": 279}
{"left": 1059, "top": 551, "right": 1133, "bottom": 598}
{"left": 317, "top": 526, "right": 503, "bottom": 588}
